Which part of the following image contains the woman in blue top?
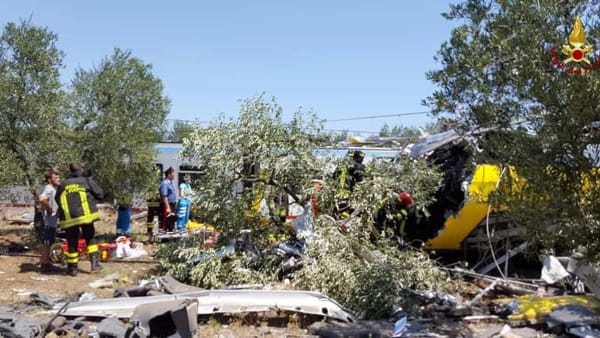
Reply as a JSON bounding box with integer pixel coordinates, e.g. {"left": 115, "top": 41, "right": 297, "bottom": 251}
{"left": 179, "top": 174, "right": 193, "bottom": 200}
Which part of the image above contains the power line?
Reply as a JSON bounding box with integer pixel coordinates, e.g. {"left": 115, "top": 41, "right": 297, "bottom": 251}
{"left": 323, "top": 129, "right": 379, "bottom": 135}
{"left": 168, "top": 111, "right": 432, "bottom": 125}
{"left": 168, "top": 119, "right": 208, "bottom": 124}
{"left": 167, "top": 110, "right": 432, "bottom": 128}
{"left": 323, "top": 111, "right": 431, "bottom": 122}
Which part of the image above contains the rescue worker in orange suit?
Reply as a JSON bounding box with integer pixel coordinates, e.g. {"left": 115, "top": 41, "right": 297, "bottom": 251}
{"left": 373, "top": 191, "right": 414, "bottom": 245}
{"left": 333, "top": 150, "right": 365, "bottom": 218}
{"left": 55, "top": 162, "right": 105, "bottom": 276}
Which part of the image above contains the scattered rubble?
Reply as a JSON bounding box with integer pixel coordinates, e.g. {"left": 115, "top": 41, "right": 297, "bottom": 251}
{"left": 0, "top": 242, "right": 31, "bottom": 255}
{"left": 3, "top": 212, "right": 600, "bottom": 337}
{"left": 7, "top": 213, "right": 34, "bottom": 225}
{"left": 88, "top": 273, "right": 121, "bottom": 289}
{"left": 2, "top": 251, "right": 600, "bottom": 337}
{"left": 130, "top": 299, "right": 198, "bottom": 338}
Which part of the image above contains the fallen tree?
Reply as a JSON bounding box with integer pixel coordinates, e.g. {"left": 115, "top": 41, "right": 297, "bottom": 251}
{"left": 155, "top": 95, "right": 449, "bottom": 319}
{"left": 155, "top": 218, "right": 448, "bottom": 320}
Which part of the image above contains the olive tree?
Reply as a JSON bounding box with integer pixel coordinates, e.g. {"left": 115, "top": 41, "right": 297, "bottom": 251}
{"left": 67, "top": 48, "right": 170, "bottom": 205}
{"left": 426, "top": 0, "right": 600, "bottom": 258}
{"left": 0, "top": 20, "right": 70, "bottom": 194}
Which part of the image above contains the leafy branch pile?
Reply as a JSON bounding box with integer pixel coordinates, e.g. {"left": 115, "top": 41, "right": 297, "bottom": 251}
{"left": 156, "top": 95, "right": 449, "bottom": 319}
{"left": 155, "top": 219, "right": 448, "bottom": 319}
{"left": 154, "top": 239, "right": 278, "bottom": 288}
{"left": 294, "top": 223, "right": 447, "bottom": 319}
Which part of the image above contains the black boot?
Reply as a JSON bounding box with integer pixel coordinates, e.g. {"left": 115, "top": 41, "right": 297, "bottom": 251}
{"left": 90, "top": 252, "right": 104, "bottom": 272}
{"left": 67, "top": 263, "right": 78, "bottom": 277}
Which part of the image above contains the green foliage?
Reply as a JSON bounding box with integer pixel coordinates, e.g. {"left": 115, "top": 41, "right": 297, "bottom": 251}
{"left": 189, "top": 252, "right": 276, "bottom": 288}
{"left": 294, "top": 220, "right": 447, "bottom": 320}
{"left": 180, "top": 95, "right": 324, "bottom": 239}
{"left": 378, "top": 121, "right": 450, "bottom": 137}
{"left": 326, "top": 129, "right": 350, "bottom": 144}
{"left": 155, "top": 219, "right": 448, "bottom": 320}
{"left": 156, "top": 96, "right": 448, "bottom": 319}
{"left": 154, "top": 236, "right": 281, "bottom": 288}
{"left": 163, "top": 119, "right": 196, "bottom": 143}
{"left": 0, "top": 20, "right": 70, "bottom": 188}
{"left": 379, "top": 124, "right": 421, "bottom": 137}
{"left": 317, "top": 155, "right": 442, "bottom": 227}
{"left": 426, "top": 0, "right": 600, "bottom": 258}
{"left": 67, "top": 48, "right": 170, "bottom": 204}
{"left": 0, "top": 20, "right": 171, "bottom": 205}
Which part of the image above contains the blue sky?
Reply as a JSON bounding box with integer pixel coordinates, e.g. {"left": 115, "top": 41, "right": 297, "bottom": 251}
{"left": 3, "top": 1, "right": 459, "bottom": 135}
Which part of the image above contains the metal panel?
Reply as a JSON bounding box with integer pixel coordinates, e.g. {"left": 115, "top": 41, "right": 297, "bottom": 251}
{"left": 56, "top": 289, "right": 356, "bottom": 323}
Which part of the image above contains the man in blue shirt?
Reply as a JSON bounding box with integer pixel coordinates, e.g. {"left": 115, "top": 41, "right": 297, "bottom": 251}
{"left": 159, "top": 167, "right": 177, "bottom": 232}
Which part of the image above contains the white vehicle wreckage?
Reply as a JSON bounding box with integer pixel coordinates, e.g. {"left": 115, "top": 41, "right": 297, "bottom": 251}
{"left": 56, "top": 288, "right": 356, "bottom": 323}
{"left": 46, "top": 275, "right": 356, "bottom": 338}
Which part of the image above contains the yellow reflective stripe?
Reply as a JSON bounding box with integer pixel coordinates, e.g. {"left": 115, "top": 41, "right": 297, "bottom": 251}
{"left": 396, "top": 210, "right": 408, "bottom": 218}
{"left": 80, "top": 191, "right": 91, "bottom": 216}
{"left": 146, "top": 222, "right": 154, "bottom": 229}
{"left": 376, "top": 197, "right": 389, "bottom": 210}
{"left": 59, "top": 212, "right": 100, "bottom": 228}
{"left": 65, "top": 251, "right": 79, "bottom": 263}
{"left": 87, "top": 244, "right": 98, "bottom": 254}
{"left": 399, "top": 220, "right": 406, "bottom": 237}
{"left": 339, "top": 167, "right": 348, "bottom": 189}
{"left": 251, "top": 187, "right": 264, "bottom": 213}
{"left": 370, "top": 223, "right": 381, "bottom": 240}
{"left": 397, "top": 210, "right": 408, "bottom": 237}
{"left": 60, "top": 192, "right": 72, "bottom": 220}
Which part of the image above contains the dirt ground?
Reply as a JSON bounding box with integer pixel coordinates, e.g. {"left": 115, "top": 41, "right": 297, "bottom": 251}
{"left": 0, "top": 206, "right": 313, "bottom": 337}
{"left": 0, "top": 207, "right": 158, "bottom": 305}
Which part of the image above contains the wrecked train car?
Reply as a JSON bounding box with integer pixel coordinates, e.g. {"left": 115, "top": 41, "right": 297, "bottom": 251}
{"left": 407, "top": 129, "right": 515, "bottom": 262}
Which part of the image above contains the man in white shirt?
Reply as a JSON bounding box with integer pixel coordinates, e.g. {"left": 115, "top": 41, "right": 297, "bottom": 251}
{"left": 38, "top": 170, "right": 60, "bottom": 274}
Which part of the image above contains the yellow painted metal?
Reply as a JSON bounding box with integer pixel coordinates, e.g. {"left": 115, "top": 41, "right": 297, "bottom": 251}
{"left": 494, "top": 295, "right": 600, "bottom": 322}
{"left": 187, "top": 220, "right": 216, "bottom": 232}
{"left": 425, "top": 164, "right": 502, "bottom": 250}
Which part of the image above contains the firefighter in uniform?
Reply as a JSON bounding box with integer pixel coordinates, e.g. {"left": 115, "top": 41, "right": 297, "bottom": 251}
{"left": 373, "top": 191, "right": 414, "bottom": 244}
{"left": 55, "top": 162, "right": 104, "bottom": 276}
{"left": 333, "top": 150, "right": 365, "bottom": 218}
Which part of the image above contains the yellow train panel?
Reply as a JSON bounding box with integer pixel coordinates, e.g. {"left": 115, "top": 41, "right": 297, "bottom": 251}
{"left": 425, "top": 164, "right": 502, "bottom": 250}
